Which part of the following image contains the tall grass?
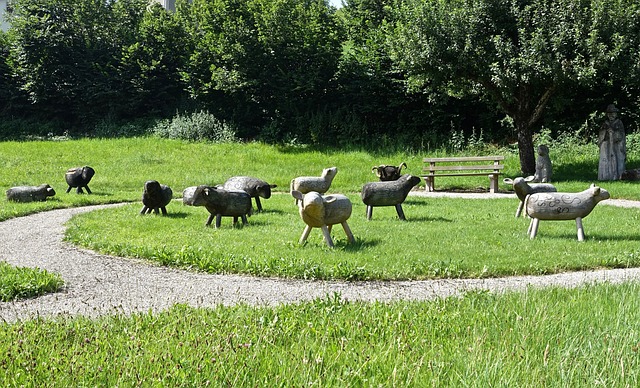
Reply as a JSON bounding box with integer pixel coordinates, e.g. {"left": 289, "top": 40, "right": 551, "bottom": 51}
{"left": 1, "top": 283, "right": 639, "bottom": 386}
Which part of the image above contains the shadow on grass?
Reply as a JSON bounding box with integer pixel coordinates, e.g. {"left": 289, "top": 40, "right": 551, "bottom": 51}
{"left": 340, "top": 237, "right": 380, "bottom": 251}
{"left": 551, "top": 161, "right": 598, "bottom": 181}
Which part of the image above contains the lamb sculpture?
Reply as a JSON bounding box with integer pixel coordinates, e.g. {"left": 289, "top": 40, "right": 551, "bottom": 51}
{"left": 290, "top": 167, "right": 338, "bottom": 203}
{"left": 6, "top": 184, "right": 56, "bottom": 202}
{"left": 503, "top": 177, "right": 557, "bottom": 217}
{"left": 222, "top": 176, "right": 277, "bottom": 212}
{"left": 140, "top": 180, "right": 173, "bottom": 215}
{"left": 65, "top": 166, "right": 95, "bottom": 194}
{"left": 525, "top": 184, "right": 610, "bottom": 241}
{"left": 361, "top": 174, "right": 421, "bottom": 220}
{"left": 371, "top": 162, "right": 407, "bottom": 181}
{"left": 189, "top": 185, "right": 252, "bottom": 228}
{"left": 291, "top": 190, "right": 354, "bottom": 248}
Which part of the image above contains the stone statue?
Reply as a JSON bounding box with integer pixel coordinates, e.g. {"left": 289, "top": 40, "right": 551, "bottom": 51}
{"left": 532, "top": 144, "right": 552, "bottom": 183}
{"left": 598, "top": 104, "right": 626, "bottom": 180}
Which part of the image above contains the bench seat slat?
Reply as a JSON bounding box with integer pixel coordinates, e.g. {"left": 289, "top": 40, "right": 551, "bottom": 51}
{"left": 422, "top": 172, "right": 501, "bottom": 177}
{"left": 423, "top": 156, "right": 504, "bottom": 163}
{"left": 422, "top": 164, "right": 504, "bottom": 172}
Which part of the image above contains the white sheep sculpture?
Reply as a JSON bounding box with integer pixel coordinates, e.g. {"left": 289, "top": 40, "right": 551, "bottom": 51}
{"left": 291, "top": 190, "right": 354, "bottom": 248}
{"left": 290, "top": 167, "right": 338, "bottom": 203}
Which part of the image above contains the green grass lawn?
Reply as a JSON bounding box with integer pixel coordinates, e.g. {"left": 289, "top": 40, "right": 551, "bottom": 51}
{"left": 0, "top": 262, "right": 63, "bottom": 301}
{"left": 2, "top": 137, "right": 639, "bottom": 222}
{"left": 65, "top": 193, "right": 640, "bottom": 280}
{"left": 3, "top": 137, "right": 640, "bottom": 385}
{"left": 1, "top": 282, "right": 639, "bottom": 386}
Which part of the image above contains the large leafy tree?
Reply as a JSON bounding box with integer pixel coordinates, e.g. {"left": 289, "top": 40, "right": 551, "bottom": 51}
{"left": 178, "top": 0, "right": 341, "bottom": 140}
{"left": 6, "top": 0, "right": 149, "bottom": 125}
{"left": 393, "top": 0, "right": 639, "bottom": 174}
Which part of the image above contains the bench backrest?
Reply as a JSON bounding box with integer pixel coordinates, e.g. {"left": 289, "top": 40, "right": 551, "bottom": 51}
{"left": 423, "top": 156, "right": 504, "bottom": 173}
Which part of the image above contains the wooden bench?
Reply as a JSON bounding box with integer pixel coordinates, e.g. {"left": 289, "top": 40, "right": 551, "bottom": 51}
{"left": 422, "top": 156, "right": 505, "bottom": 193}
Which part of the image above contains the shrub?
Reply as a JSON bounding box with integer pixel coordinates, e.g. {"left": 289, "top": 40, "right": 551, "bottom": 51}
{"left": 152, "top": 111, "right": 237, "bottom": 142}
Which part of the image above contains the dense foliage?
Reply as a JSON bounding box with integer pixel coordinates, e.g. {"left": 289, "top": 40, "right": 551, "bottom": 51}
{"left": 1, "top": 0, "right": 639, "bottom": 170}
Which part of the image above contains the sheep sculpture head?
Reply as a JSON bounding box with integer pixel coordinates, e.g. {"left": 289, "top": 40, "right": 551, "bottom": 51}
{"left": 371, "top": 162, "right": 407, "bottom": 181}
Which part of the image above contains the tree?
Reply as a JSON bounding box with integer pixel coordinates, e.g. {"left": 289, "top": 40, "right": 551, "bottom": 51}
{"left": 178, "top": 0, "right": 342, "bottom": 140}
{"left": 392, "top": 0, "right": 640, "bottom": 174}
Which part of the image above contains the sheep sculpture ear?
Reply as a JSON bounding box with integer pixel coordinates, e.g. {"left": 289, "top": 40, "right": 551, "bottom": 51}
{"left": 269, "top": 184, "right": 277, "bottom": 189}
{"left": 291, "top": 190, "right": 304, "bottom": 201}
{"left": 524, "top": 176, "right": 535, "bottom": 182}
{"left": 323, "top": 195, "right": 337, "bottom": 203}
{"left": 503, "top": 178, "right": 514, "bottom": 184}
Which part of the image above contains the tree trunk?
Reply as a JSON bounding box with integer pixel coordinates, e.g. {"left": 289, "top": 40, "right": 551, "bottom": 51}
{"left": 516, "top": 123, "right": 536, "bottom": 176}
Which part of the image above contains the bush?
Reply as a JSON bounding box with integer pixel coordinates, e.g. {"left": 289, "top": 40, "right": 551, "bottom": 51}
{"left": 152, "top": 111, "right": 237, "bottom": 142}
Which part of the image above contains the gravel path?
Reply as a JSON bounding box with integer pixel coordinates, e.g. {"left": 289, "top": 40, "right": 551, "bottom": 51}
{"left": 1, "top": 194, "right": 640, "bottom": 322}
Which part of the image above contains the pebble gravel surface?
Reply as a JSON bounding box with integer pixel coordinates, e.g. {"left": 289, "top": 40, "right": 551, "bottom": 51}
{"left": 1, "top": 193, "right": 640, "bottom": 322}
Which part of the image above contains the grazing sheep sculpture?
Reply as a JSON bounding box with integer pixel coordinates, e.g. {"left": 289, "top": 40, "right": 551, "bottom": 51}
{"left": 361, "top": 174, "right": 421, "bottom": 220}
{"left": 525, "top": 184, "right": 610, "bottom": 241}
{"left": 290, "top": 167, "right": 338, "bottom": 203}
{"left": 190, "top": 185, "right": 252, "bottom": 228}
{"left": 140, "top": 180, "right": 173, "bottom": 215}
{"left": 371, "top": 162, "right": 407, "bottom": 181}
{"left": 6, "top": 184, "right": 56, "bottom": 202}
{"left": 222, "top": 176, "right": 277, "bottom": 212}
{"left": 65, "top": 166, "right": 95, "bottom": 194}
{"left": 291, "top": 190, "right": 354, "bottom": 248}
{"left": 503, "top": 177, "right": 557, "bottom": 217}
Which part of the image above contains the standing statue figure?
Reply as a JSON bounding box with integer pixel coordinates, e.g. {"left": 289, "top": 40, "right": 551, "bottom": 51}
{"left": 598, "top": 104, "right": 626, "bottom": 181}
{"left": 532, "top": 144, "right": 552, "bottom": 183}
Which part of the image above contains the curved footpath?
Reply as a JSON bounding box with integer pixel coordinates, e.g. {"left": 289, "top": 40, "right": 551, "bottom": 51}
{"left": 1, "top": 192, "right": 640, "bottom": 322}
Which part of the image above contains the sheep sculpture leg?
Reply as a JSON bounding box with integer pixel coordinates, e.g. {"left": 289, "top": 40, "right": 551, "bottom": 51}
{"left": 299, "top": 223, "right": 354, "bottom": 248}
{"left": 576, "top": 217, "right": 585, "bottom": 242}
{"left": 299, "top": 225, "right": 336, "bottom": 248}
{"left": 528, "top": 218, "right": 540, "bottom": 240}
{"left": 395, "top": 204, "right": 406, "bottom": 221}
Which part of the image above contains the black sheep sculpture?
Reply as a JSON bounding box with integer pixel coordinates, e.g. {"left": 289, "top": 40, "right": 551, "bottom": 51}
{"left": 140, "top": 180, "right": 173, "bottom": 215}
{"left": 65, "top": 166, "right": 95, "bottom": 194}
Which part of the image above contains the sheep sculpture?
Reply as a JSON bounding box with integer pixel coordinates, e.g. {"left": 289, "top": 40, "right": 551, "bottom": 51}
{"left": 65, "top": 166, "right": 95, "bottom": 194}
{"left": 140, "top": 180, "right": 173, "bottom": 215}
{"left": 525, "top": 184, "right": 610, "bottom": 241}
{"left": 291, "top": 190, "right": 354, "bottom": 248}
{"left": 361, "top": 174, "right": 421, "bottom": 220}
{"left": 222, "top": 176, "right": 277, "bottom": 212}
{"left": 503, "top": 177, "right": 557, "bottom": 217}
{"left": 290, "top": 167, "right": 338, "bottom": 203}
{"left": 371, "top": 162, "right": 407, "bottom": 181}
{"left": 6, "top": 184, "right": 56, "bottom": 202}
{"left": 189, "top": 185, "right": 252, "bottom": 228}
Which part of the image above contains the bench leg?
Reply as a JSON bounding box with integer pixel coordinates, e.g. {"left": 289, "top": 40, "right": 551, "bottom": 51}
{"left": 488, "top": 174, "right": 499, "bottom": 193}
{"left": 424, "top": 176, "right": 434, "bottom": 192}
